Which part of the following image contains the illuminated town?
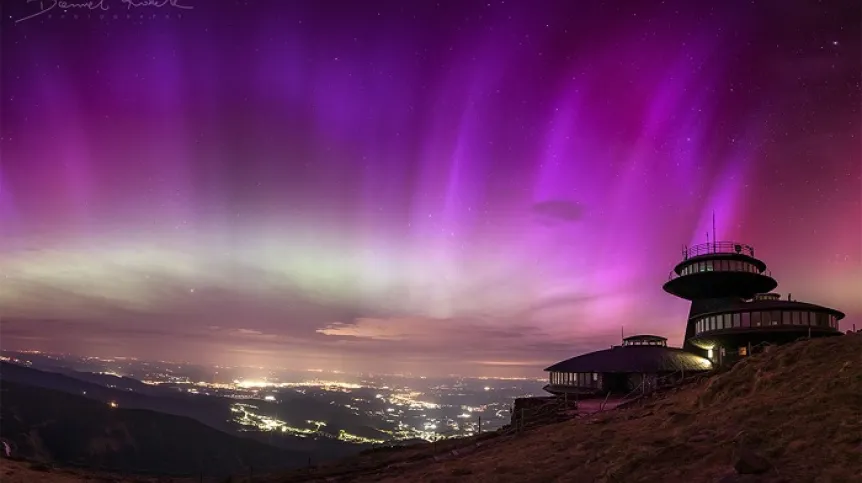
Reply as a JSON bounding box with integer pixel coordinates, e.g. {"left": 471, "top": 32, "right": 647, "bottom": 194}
{"left": 1, "top": 350, "right": 544, "bottom": 445}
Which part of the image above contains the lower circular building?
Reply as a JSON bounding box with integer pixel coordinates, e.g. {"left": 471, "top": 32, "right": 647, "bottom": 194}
{"left": 543, "top": 335, "right": 712, "bottom": 396}
{"left": 687, "top": 292, "right": 845, "bottom": 366}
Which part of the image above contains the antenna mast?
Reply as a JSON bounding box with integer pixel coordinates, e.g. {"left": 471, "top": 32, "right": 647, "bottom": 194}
{"left": 712, "top": 211, "right": 717, "bottom": 251}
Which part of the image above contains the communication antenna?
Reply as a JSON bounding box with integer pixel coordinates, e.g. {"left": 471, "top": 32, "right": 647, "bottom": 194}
{"left": 712, "top": 211, "right": 717, "bottom": 251}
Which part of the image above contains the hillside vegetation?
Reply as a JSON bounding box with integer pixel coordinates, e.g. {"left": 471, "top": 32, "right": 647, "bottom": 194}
{"left": 273, "top": 334, "right": 862, "bottom": 482}
{"left": 2, "top": 335, "right": 861, "bottom": 482}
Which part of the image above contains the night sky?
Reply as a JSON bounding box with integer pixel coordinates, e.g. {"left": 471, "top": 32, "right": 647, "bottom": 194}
{"left": 1, "top": 0, "right": 859, "bottom": 377}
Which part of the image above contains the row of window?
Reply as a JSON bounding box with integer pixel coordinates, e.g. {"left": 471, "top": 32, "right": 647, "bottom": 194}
{"left": 549, "top": 372, "right": 600, "bottom": 387}
{"left": 623, "top": 340, "right": 667, "bottom": 347}
{"left": 680, "top": 259, "right": 760, "bottom": 276}
{"left": 695, "top": 310, "right": 840, "bottom": 334}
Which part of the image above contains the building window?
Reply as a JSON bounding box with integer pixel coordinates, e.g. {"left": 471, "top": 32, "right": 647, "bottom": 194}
{"left": 732, "top": 313, "right": 741, "bottom": 328}
{"left": 739, "top": 346, "right": 747, "bottom": 356}
{"left": 782, "top": 311, "right": 791, "bottom": 325}
{"left": 752, "top": 311, "right": 761, "bottom": 327}
{"left": 815, "top": 312, "right": 828, "bottom": 327}
{"left": 771, "top": 311, "right": 781, "bottom": 325}
{"left": 800, "top": 311, "right": 809, "bottom": 325}
{"left": 742, "top": 312, "right": 751, "bottom": 327}
{"left": 792, "top": 311, "right": 800, "bottom": 325}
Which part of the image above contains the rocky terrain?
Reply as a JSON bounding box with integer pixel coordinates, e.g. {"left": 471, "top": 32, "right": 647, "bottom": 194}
{"left": 3, "top": 334, "right": 861, "bottom": 482}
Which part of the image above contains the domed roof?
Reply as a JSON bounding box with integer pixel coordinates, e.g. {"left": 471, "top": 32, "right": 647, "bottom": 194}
{"left": 544, "top": 345, "right": 712, "bottom": 373}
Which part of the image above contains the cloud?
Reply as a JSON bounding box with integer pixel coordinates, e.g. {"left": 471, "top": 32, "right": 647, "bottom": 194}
{"left": 531, "top": 200, "right": 584, "bottom": 223}
{"left": 316, "top": 317, "right": 431, "bottom": 341}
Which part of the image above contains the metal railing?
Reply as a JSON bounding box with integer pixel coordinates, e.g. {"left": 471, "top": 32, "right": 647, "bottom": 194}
{"left": 683, "top": 241, "right": 755, "bottom": 259}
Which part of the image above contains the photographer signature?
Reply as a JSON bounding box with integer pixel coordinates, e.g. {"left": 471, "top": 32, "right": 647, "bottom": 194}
{"left": 15, "top": 0, "right": 193, "bottom": 24}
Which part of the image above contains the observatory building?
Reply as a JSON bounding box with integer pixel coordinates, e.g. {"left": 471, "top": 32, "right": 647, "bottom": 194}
{"left": 663, "top": 241, "right": 844, "bottom": 367}
{"left": 544, "top": 335, "right": 711, "bottom": 396}
{"left": 543, "top": 239, "right": 845, "bottom": 396}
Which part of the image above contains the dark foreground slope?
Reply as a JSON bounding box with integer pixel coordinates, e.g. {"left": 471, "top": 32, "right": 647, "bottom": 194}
{"left": 271, "top": 334, "right": 862, "bottom": 483}
{"left": 0, "top": 381, "right": 310, "bottom": 477}
{"left": 2, "top": 335, "right": 860, "bottom": 482}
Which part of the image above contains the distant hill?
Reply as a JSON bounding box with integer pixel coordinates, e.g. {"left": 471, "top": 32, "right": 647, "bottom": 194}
{"left": 50, "top": 368, "right": 167, "bottom": 396}
{"left": 0, "top": 361, "right": 237, "bottom": 434}
{"left": 0, "top": 381, "right": 310, "bottom": 477}
{"left": 0, "top": 362, "right": 366, "bottom": 459}
{"left": 268, "top": 334, "right": 862, "bottom": 482}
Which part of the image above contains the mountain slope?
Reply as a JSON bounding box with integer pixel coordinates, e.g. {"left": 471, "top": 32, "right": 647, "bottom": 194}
{"left": 0, "top": 362, "right": 368, "bottom": 458}
{"left": 0, "top": 381, "right": 310, "bottom": 477}
{"left": 3, "top": 335, "right": 860, "bottom": 482}
{"left": 272, "top": 334, "right": 862, "bottom": 482}
{"left": 0, "top": 362, "right": 237, "bottom": 433}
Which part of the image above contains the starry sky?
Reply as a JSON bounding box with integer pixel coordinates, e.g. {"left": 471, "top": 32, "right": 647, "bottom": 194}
{"left": 1, "top": 0, "right": 860, "bottom": 377}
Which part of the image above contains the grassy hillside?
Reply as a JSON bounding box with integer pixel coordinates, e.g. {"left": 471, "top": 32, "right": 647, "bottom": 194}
{"left": 3, "top": 335, "right": 861, "bottom": 482}
{"left": 271, "top": 334, "right": 862, "bottom": 482}
{"left": 0, "top": 381, "right": 310, "bottom": 477}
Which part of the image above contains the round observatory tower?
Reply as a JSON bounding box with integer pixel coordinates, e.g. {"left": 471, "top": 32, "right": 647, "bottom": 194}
{"left": 663, "top": 241, "right": 777, "bottom": 300}
{"left": 664, "top": 241, "right": 844, "bottom": 366}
